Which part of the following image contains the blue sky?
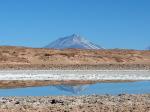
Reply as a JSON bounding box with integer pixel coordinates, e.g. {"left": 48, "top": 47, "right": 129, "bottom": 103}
{"left": 0, "top": 0, "right": 150, "bottom": 50}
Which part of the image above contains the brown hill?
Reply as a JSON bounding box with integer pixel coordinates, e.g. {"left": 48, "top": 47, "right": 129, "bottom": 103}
{"left": 0, "top": 46, "right": 149, "bottom": 69}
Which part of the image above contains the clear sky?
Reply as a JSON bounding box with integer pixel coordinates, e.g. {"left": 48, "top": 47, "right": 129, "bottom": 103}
{"left": 0, "top": 0, "right": 150, "bottom": 50}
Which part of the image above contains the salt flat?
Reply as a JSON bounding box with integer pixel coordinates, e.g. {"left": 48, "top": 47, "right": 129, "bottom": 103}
{"left": 0, "top": 70, "right": 149, "bottom": 80}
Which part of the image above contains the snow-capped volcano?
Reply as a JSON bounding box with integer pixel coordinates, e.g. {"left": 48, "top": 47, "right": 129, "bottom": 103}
{"left": 44, "top": 34, "right": 103, "bottom": 49}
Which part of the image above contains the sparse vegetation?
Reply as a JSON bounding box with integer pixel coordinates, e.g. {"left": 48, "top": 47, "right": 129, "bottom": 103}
{"left": 0, "top": 46, "right": 149, "bottom": 66}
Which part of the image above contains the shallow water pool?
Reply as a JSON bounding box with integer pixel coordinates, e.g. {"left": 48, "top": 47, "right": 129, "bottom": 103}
{"left": 0, "top": 81, "right": 150, "bottom": 96}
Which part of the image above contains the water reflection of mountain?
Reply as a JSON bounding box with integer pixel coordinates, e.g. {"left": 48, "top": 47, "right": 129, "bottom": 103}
{"left": 54, "top": 84, "right": 89, "bottom": 94}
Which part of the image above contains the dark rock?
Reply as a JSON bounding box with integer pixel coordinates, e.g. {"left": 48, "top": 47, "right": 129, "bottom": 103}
{"left": 51, "top": 99, "right": 64, "bottom": 104}
{"left": 15, "top": 101, "right": 20, "bottom": 104}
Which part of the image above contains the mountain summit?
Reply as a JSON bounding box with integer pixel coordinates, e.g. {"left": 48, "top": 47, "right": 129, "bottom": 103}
{"left": 44, "top": 34, "right": 103, "bottom": 49}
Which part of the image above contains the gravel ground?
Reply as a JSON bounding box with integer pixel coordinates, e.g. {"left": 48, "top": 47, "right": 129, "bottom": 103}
{"left": 0, "top": 94, "right": 150, "bottom": 112}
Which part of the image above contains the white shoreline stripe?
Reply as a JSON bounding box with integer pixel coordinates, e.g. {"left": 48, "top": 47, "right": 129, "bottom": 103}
{"left": 0, "top": 70, "right": 149, "bottom": 80}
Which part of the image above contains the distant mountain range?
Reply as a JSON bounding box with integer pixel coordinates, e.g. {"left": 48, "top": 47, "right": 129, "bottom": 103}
{"left": 44, "top": 34, "right": 103, "bottom": 49}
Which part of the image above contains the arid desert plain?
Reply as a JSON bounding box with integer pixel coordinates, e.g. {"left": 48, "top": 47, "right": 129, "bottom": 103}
{"left": 0, "top": 46, "right": 149, "bottom": 112}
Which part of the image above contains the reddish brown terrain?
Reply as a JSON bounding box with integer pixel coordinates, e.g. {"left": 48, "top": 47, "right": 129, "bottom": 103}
{"left": 0, "top": 46, "right": 149, "bottom": 69}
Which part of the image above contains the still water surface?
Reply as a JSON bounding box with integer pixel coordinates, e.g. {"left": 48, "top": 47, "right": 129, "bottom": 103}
{"left": 0, "top": 81, "right": 150, "bottom": 96}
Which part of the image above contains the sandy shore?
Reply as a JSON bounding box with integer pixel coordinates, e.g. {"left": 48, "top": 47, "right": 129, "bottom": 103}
{"left": 0, "top": 70, "right": 149, "bottom": 80}
{"left": 0, "top": 70, "right": 148, "bottom": 88}
{"left": 0, "top": 80, "right": 135, "bottom": 89}
{"left": 0, "top": 64, "right": 150, "bottom": 70}
{"left": 0, "top": 94, "right": 149, "bottom": 112}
